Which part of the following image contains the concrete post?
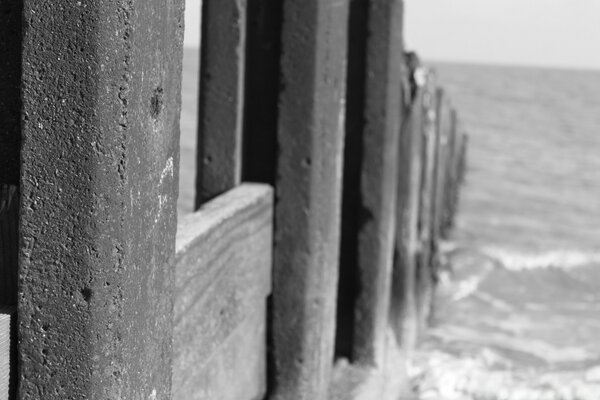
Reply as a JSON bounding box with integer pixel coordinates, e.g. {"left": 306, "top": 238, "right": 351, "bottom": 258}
{"left": 345, "top": 0, "right": 406, "bottom": 366}
{"left": 271, "top": 1, "right": 349, "bottom": 398}
{"left": 196, "top": 0, "right": 247, "bottom": 206}
{"left": 19, "top": 1, "right": 184, "bottom": 398}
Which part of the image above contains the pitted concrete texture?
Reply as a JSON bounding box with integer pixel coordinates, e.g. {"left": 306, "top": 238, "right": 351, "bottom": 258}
{"left": 271, "top": 1, "right": 349, "bottom": 399}
{"left": 19, "top": 1, "right": 184, "bottom": 398}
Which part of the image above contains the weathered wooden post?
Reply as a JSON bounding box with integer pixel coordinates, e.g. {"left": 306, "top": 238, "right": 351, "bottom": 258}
{"left": 338, "top": 0, "right": 406, "bottom": 366}
{"left": 271, "top": 1, "right": 349, "bottom": 399}
{"left": 0, "top": 306, "right": 15, "bottom": 400}
{"left": 196, "top": 0, "right": 247, "bottom": 206}
{"left": 18, "top": 1, "right": 184, "bottom": 398}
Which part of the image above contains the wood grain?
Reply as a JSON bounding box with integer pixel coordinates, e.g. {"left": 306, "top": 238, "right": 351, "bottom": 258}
{"left": 173, "top": 183, "right": 273, "bottom": 400}
{"left": 0, "top": 306, "right": 15, "bottom": 400}
{"left": 176, "top": 303, "right": 267, "bottom": 400}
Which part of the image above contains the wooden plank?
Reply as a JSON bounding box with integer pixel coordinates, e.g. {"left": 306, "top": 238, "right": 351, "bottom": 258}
{"left": 391, "top": 85, "right": 425, "bottom": 352}
{"left": 173, "top": 184, "right": 273, "bottom": 400}
{"left": 196, "top": 0, "right": 247, "bottom": 206}
{"left": 272, "top": 1, "right": 349, "bottom": 399}
{"left": 340, "top": 0, "right": 406, "bottom": 366}
{"left": 19, "top": 1, "right": 184, "bottom": 397}
{"left": 178, "top": 302, "right": 267, "bottom": 400}
{"left": 0, "top": 307, "right": 15, "bottom": 400}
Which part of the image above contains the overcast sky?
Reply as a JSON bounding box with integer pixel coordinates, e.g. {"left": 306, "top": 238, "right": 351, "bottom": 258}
{"left": 184, "top": 1, "right": 600, "bottom": 70}
{"left": 404, "top": 0, "right": 600, "bottom": 70}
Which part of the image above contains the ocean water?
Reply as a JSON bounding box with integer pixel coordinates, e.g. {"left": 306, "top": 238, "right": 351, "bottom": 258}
{"left": 412, "top": 63, "right": 600, "bottom": 399}
{"left": 432, "top": 62, "right": 600, "bottom": 254}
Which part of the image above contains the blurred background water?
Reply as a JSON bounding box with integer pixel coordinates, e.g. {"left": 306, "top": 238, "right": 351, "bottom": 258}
{"left": 433, "top": 62, "right": 600, "bottom": 253}
{"left": 412, "top": 62, "right": 600, "bottom": 399}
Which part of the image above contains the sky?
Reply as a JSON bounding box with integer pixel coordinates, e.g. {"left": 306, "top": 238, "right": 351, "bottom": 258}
{"left": 184, "top": 1, "right": 600, "bottom": 70}
{"left": 404, "top": 0, "right": 600, "bottom": 70}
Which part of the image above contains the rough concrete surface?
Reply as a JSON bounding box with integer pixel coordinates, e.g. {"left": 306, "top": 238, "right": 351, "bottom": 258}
{"left": 271, "top": 1, "right": 349, "bottom": 399}
{"left": 19, "top": 1, "right": 184, "bottom": 398}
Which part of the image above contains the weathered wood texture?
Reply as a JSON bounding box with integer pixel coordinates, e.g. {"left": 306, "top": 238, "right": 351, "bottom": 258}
{"left": 271, "top": 1, "right": 349, "bottom": 399}
{"left": 0, "top": 307, "right": 15, "bottom": 400}
{"left": 415, "top": 74, "right": 439, "bottom": 333}
{"left": 0, "top": 186, "right": 18, "bottom": 306}
{"left": 341, "top": 0, "right": 406, "bottom": 366}
{"left": 391, "top": 84, "right": 425, "bottom": 352}
{"left": 242, "top": 0, "right": 283, "bottom": 185}
{"left": 173, "top": 184, "right": 272, "bottom": 400}
{"left": 196, "top": 0, "right": 247, "bottom": 206}
{"left": 19, "top": 1, "right": 184, "bottom": 398}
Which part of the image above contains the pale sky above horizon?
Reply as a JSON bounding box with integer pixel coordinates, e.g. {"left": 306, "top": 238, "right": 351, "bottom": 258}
{"left": 404, "top": 0, "right": 600, "bottom": 70}
{"left": 183, "top": 1, "right": 600, "bottom": 70}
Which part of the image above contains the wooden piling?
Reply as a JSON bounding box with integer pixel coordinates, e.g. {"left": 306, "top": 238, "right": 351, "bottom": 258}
{"left": 19, "top": 1, "right": 184, "bottom": 397}
{"left": 0, "top": 307, "right": 15, "bottom": 400}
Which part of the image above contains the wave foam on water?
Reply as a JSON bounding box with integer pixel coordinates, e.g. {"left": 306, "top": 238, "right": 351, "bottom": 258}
{"left": 440, "top": 241, "right": 600, "bottom": 272}
{"left": 481, "top": 247, "right": 600, "bottom": 271}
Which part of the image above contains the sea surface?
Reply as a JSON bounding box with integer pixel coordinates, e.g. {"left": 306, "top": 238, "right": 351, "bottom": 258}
{"left": 411, "top": 62, "right": 600, "bottom": 399}
{"left": 433, "top": 62, "right": 600, "bottom": 253}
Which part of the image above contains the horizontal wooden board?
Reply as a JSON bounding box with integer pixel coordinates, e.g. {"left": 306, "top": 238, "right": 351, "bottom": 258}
{"left": 0, "top": 306, "right": 14, "bottom": 400}
{"left": 178, "top": 302, "right": 267, "bottom": 400}
{"left": 173, "top": 183, "right": 273, "bottom": 400}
